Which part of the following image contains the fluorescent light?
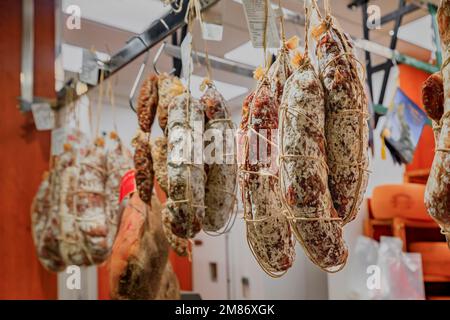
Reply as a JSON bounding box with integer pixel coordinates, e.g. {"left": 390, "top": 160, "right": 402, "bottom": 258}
{"left": 183, "top": 75, "right": 248, "bottom": 101}
{"left": 62, "top": 0, "right": 171, "bottom": 34}
{"left": 224, "top": 41, "right": 277, "bottom": 67}
{"left": 398, "top": 15, "right": 435, "bottom": 52}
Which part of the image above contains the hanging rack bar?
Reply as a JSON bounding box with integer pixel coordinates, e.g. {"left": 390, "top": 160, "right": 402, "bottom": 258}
{"left": 19, "top": 0, "right": 34, "bottom": 111}
{"left": 48, "top": 0, "right": 219, "bottom": 111}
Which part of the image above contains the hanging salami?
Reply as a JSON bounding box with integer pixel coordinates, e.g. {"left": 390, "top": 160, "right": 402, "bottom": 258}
{"left": 238, "top": 77, "right": 295, "bottom": 277}
{"left": 133, "top": 131, "right": 154, "bottom": 204}
{"left": 166, "top": 93, "right": 205, "bottom": 239}
{"left": 267, "top": 36, "right": 297, "bottom": 105}
{"left": 151, "top": 136, "right": 169, "bottom": 196}
{"left": 137, "top": 74, "right": 159, "bottom": 133}
{"left": 200, "top": 82, "right": 237, "bottom": 233}
{"left": 279, "top": 48, "right": 348, "bottom": 270}
{"left": 161, "top": 208, "right": 189, "bottom": 257}
{"left": 311, "top": 0, "right": 370, "bottom": 225}
{"left": 425, "top": 0, "right": 450, "bottom": 246}
{"left": 31, "top": 129, "right": 86, "bottom": 272}
{"left": 59, "top": 144, "right": 109, "bottom": 265}
{"left": 157, "top": 73, "right": 185, "bottom": 133}
{"left": 31, "top": 171, "right": 66, "bottom": 272}
{"left": 422, "top": 72, "right": 444, "bottom": 141}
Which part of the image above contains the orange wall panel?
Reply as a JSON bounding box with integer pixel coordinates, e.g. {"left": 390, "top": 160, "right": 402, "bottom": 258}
{"left": 0, "top": 0, "right": 57, "bottom": 299}
{"left": 398, "top": 64, "right": 435, "bottom": 171}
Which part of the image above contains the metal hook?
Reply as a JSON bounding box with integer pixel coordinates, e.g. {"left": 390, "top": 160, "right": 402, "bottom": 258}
{"left": 153, "top": 42, "right": 176, "bottom": 76}
{"left": 129, "top": 49, "right": 151, "bottom": 113}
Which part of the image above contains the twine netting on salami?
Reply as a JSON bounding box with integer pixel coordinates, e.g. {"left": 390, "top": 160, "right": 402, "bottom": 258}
{"left": 277, "top": 3, "right": 348, "bottom": 272}
{"left": 166, "top": 0, "right": 205, "bottom": 239}
{"left": 310, "top": 0, "right": 370, "bottom": 226}
{"left": 425, "top": 0, "right": 450, "bottom": 247}
{"left": 58, "top": 72, "right": 114, "bottom": 266}
{"left": 238, "top": 0, "right": 295, "bottom": 278}
{"left": 200, "top": 80, "right": 238, "bottom": 236}
{"left": 198, "top": 6, "right": 238, "bottom": 235}
{"left": 31, "top": 88, "right": 87, "bottom": 271}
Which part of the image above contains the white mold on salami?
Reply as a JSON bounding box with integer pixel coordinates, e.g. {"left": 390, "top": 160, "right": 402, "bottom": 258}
{"left": 167, "top": 93, "right": 205, "bottom": 239}
{"left": 201, "top": 84, "right": 237, "bottom": 233}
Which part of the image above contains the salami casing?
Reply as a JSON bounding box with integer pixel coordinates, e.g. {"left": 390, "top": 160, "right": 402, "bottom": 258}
{"left": 201, "top": 84, "right": 237, "bottom": 232}
{"left": 313, "top": 9, "right": 370, "bottom": 225}
{"left": 167, "top": 93, "right": 205, "bottom": 239}
{"left": 157, "top": 73, "right": 185, "bottom": 133}
{"left": 279, "top": 54, "right": 348, "bottom": 270}
{"left": 161, "top": 208, "right": 189, "bottom": 257}
{"left": 267, "top": 41, "right": 294, "bottom": 106}
{"left": 425, "top": 0, "right": 450, "bottom": 245}
{"left": 31, "top": 171, "right": 66, "bottom": 272}
{"left": 238, "top": 79, "right": 295, "bottom": 276}
{"left": 422, "top": 72, "right": 444, "bottom": 141}
{"left": 60, "top": 146, "right": 109, "bottom": 265}
{"left": 133, "top": 131, "right": 154, "bottom": 204}
{"left": 137, "top": 74, "right": 158, "bottom": 133}
{"left": 151, "top": 136, "right": 169, "bottom": 196}
{"left": 32, "top": 129, "right": 89, "bottom": 271}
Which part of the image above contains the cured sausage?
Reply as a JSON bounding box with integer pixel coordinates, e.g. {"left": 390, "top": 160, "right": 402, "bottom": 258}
{"left": 166, "top": 93, "right": 205, "bottom": 239}
{"left": 422, "top": 72, "right": 444, "bottom": 141}
{"left": 151, "top": 136, "right": 169, "bottom": 196}
{"left": 157, "top": 73, "right": 185, "bottom": 133}
{"left": 312, "top": 1, "right": 370, "bottom": 225}
{"left": 238, "top": 78, "right": 295, "bottom": 276}
{"left": 201, "top": 83, "right": 237, "bottom": 232}
{"left": 425, "top": 0, "right": 450, "bottom": 246}
{"left": 133, "top": 131, "right": 154, "bottom": 204}
{"left": 137, "top": 74, "right": 158, "bottom": 133}
{"left": 161, "top": 208, "right": 189, "bottom": 257}
{"left": 59, "top": 145, "right": 109, "bottom": 265}
{"left": 279, "top": 51, "right": 348, "bottom": 270}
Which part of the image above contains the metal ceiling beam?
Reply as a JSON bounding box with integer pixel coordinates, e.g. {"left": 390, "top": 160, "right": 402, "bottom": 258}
{"left": 380, "top": 3, "right": 419, "bottom": 25}
{"left": 19, "top": 0, "right": 34, "bottom": 111}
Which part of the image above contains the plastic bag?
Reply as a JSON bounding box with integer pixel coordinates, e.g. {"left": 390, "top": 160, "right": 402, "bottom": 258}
{"left": 347, "top": 236, "right": 425, "bottom": 300}
{"left": 347, "top": 236, "right": 379, "bottom": 300}
{"left": 376, "top": 236, "right": 425, "bottom": 300}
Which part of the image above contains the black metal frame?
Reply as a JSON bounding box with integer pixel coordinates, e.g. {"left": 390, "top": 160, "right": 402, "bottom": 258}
{"left": 362, "top": 0, "right": 419, "bottom": 107}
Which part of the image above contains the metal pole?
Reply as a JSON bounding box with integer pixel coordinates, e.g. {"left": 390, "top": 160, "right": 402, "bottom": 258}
{"left": 20, "top": 0, "right": 34, "bottom": 107}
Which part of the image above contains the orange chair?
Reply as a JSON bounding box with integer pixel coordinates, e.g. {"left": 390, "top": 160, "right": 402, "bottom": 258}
{"left": 364, "top": 184, "right": 450, "bottom": 299}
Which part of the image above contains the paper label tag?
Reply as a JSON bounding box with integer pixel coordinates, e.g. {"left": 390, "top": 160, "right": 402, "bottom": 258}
{"left": 180, "top": 32, "right": 194, "bottom": 81}
{"left": 51, "top": 127, "right": 66, "bottom": 156}
{"left": 242, "top": 0, "right": 280, "bottom": 48}
{"left": 80, "top": 49, "right": 99, "bottom": 85}
{"left": 201, "top": 23, "right": 223, "bottom": 41}
{"left": 201, "top": 1, "right": 224, "bottom": 41}
{"left": 31, "top": 102, "right": 55, "bottom": 131}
